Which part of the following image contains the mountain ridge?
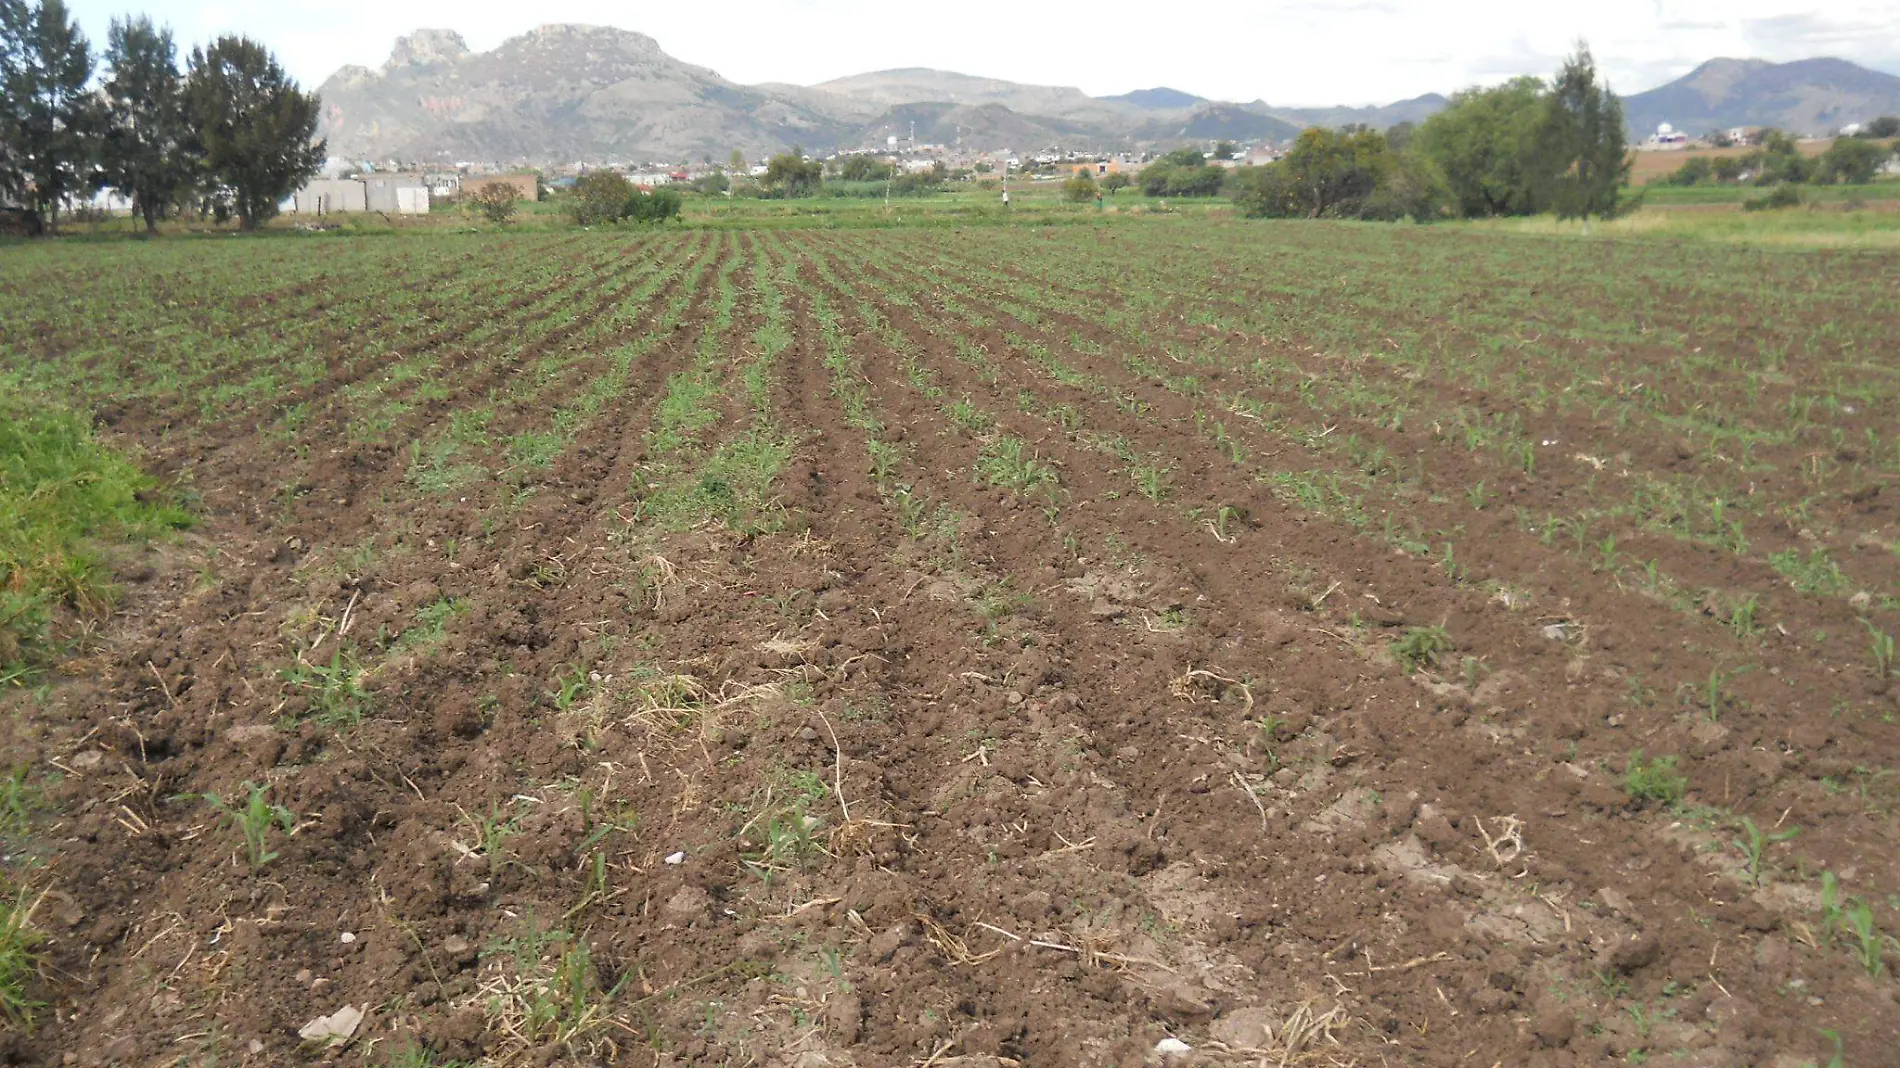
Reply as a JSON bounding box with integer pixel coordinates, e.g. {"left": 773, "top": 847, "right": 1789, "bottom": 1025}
{"left": 313, "top": 28, "right": 1900, "bottom": 165}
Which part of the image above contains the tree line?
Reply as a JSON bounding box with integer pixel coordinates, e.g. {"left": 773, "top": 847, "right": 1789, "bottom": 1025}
{"left": 1, "top": 0, "right": 323, "bottom": 234}
{"left": 1660, "top": 131, "right": 1891, "bottom": 189}
{"left": 1235, "top": 45, "right": 1630, "bottom": 224}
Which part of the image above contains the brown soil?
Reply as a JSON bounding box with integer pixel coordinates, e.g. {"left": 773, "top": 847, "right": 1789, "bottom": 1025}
{"left": 2, "top": 226, "right": 1896, "bottom": 1068}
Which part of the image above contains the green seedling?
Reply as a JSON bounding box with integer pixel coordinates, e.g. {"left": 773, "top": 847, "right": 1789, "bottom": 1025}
{"left": 1624, "top": 751, "right": 1687, "bottom": 807}
{"left": 1731, "top": 816, "right": 1798, "bottom": 887}
{"left": 204, "top": 781, "right": 297, "bottom": 871}
{"left": 1391, "top": 626, "right": 1450, "bottom": 674}
{"left": 1129, "top": 458, "right": 1172, "bottom": 501}
{"left": 1865, "top": 621, "right": 1896, "bottom": 679}
{"left": 549, "top": 665, "right": 591, "bottom": 712}
{"left": 281, "top": 650, "right": 371, "bottom": 729}
{"left": 1819, "top": 871, "right": 1843, "bottom": 944}
{"left": 1846, "top": 899, "right": 1886, "bottom": 976}
{"left": 976, "top": 436, "right": 1058, "bottom": 494}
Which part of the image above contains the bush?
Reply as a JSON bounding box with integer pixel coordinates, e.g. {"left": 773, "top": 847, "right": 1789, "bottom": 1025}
{"left": 1811, "top": 137, "right": 1888, "bottom": 186}
{"left": 568, "top": 172, "right": 682, "bottom": 225}
{"left": 1742, "top": 184, "right": 1802, "bottom": 212}
{"left": 1062, "top": 172, "right": 1098, "bottom": 203}
{"left": 1139, "top": 161, "right": 1226, "bottom": 198}
{"left": 467, "top": 181, "right": 519, "bottom": 224}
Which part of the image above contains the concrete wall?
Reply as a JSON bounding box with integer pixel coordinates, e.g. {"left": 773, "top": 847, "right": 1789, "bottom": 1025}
{"left": 396, "top": 187, "right": 430, "bottom": 215}
{"left": 294, "top": 179, "right": 367, "bottom": 214}
{"left": 363, "top": 177, "right": 427, "bottom": 214}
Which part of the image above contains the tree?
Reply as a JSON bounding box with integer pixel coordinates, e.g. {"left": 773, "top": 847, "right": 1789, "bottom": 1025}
{"left": 1100, "top": 171, "right": 1130, "bottom": 194}
{"left": 1062, "top": 170, "right": 1096, "bottom": 203}
{"left": 835, "top": 153, "right": 894, "bottom": 182}
{"left": 0, "top": 0, "right": 95, "bottom": 231}
{"left": 569, "top": 169, "right": 634, "bottom": 224}
{"left": 96, "top": 16, "right": 187, "bottom": 234}
{"left": 1212, "top": 140, "right": 1238, "bottom": 160}
{"left": 467, "top": 180, "right": 517, "bottom": 224}
{"left": 1811, "top": 137, "right": 1887, "bottom": 185}
{"left": 690, "top": 169, "right": 729, "bottom": 195}
{"left": 1855, "top": 116, "right": 1899, "bottom": 140}
{"left": 1271, "top": 126, "right": 1393, "bottom": 217}
{"left": 1415, "top": 76, "right": 1546, "bottom": 216}
{"left": 1139, "top": 149, "right": 1225, "bottom": 197}
{"left": 1536, "top": 43, "right": 1629, "bottom": 228}
{"left": 183, "top": 35, "right": 322, "bottom": 230}
{"left": 761, "top": 152, "right": 822, "bottom": 198}
{"left": 1660, "top": 155, "right": 1715, "bottom": 187}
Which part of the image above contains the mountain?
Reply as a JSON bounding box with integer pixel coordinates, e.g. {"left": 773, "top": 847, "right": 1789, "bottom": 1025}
{"left": 1622, "top": 57, "right": 1900, "bottom": 136}
{"left": 316, "top": 25, "right": 853, "bottom": 164}
{"left": 1138, "top": 104, "right": 1302, "bottom": 144}
{"left": 313, "top": 26, "right": 1477, "bottom": 165}
{"left": 1101, "top": 87, "right": 1205, "bottom": 111}
{"left": 809, "top": 68, "right": 1136, "bottom": 126}
{"left": 1257, "top": 93, "right": 1449, "bottom": 131}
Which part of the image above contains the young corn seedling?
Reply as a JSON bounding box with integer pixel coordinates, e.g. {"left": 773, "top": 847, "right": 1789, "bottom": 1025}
{"left": 1845, "top": 899, "right": 1887, "bottom": 977}
{"left": 1819, "top": 871, "right": 1843, "bottom": 944}
{"left": 1731, "top": 816, "right": 1798, "bottom": 887}
{"left": 204, "top": 782, "right": 297, "bottom": 872}
{"left": 1865, "top": 621, "right": 1896, "bottom": 680}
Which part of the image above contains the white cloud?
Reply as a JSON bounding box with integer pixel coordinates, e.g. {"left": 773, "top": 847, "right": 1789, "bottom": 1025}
{"left": 64, "top": 0, "right": 1900, "bottom": 106}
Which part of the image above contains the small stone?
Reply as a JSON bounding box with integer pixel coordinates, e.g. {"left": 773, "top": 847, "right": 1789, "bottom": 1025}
{"left": 663, "top": 851, "right": 686, "bottom": 865}
{"left": 1596, "top": 887, "right": 1634, "bottom": 915}
{"left": 340, "top": 932, "right": 356, "bottom": 944}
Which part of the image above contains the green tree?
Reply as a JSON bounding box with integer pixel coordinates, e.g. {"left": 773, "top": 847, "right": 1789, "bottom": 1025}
{"left": 184, "top": 35, "right": 323, "bottom": 230}
{"left": 1810, "top": 137, "right": 1885, "bottom": 185}
{"left": 568, "top": 169, "right": 634, "bottom": 224}
{"left": 96, "top": 16, "right": 188, "bottom": 234}
{"left": 1100, "top": 171, "right": 1130, "bottom": 194}
{"left": 1062, "top": 170, "right": 1096, "bottom": 203}
{"left": 1855, "top": 116, "right": 1898, "bottom": 139}
{"left": 1415, "top": 76, "right": 1546, "bottom": 216}
{"left": 835, "top": 153, "right": 894, "bottom": 182}
{"left": 761, "top": 152, "right": 822, "bottom": 198}
{"left": 0, "top": 0, "right": 95, "bottom": 231}
{"left": 1212, "top": 140, "right": 1238, "bottom": 160}
{"left": 1263, "top": 126, "right": 1393, "bottom": 217}
{"left": 1660, "top": 155, "right": 1715, "bottom": 187}
{"left": 1535, "top": 43, "right": 1629, "bottom": 228}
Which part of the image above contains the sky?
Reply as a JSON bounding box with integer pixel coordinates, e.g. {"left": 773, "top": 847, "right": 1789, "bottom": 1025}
{"left": 61, "top": 0, "right": 1900, "bottom": 107}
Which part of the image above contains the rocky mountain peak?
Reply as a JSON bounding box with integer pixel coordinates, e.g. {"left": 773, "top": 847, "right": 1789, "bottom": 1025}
{"left": 385, "top": 29, "right": 469, "bottom": 70}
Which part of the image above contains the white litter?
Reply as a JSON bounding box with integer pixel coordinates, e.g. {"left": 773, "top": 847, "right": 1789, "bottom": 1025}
{"left": 1155, "top": 1037, "right": 1192, "bottom": 1055}
{"left": 664, "top": 851, "right": 686, "bottom": 865}
{"left": 339, "top": 932, "right": 356, "bottom": 944}
{"left": 298, "top": 1004, "right": 364, "bottom": 1046}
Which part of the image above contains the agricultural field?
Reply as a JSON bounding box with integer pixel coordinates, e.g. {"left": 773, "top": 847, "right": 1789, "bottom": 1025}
{"left": 1, "top": 218, "right": 1898, "bottom": 1068}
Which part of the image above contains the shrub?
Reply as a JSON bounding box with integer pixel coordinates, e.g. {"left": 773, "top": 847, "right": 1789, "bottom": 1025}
{"left": 467, "top": 181, "right": 520, "bottom": 224}
{"left": 568, "top": 171, "right": 682, "bottom": 225}
{"left": 1063, "top": 172, "right": 1098, "bottom": 203}
{"left": 1742, "top": 184, "right": 1802, "bottom": 212}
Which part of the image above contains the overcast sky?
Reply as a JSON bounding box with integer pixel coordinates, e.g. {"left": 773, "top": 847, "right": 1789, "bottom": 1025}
{"left": 60, "top": 0, "right": 1900, "bottom": 106}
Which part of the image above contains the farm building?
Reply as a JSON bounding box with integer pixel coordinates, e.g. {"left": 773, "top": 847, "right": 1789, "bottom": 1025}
{"left": 363, "top": 176, "right": 430, "bottom": 214}
{"left": 293, "top": 177, "right": 430, "bottom": 215}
